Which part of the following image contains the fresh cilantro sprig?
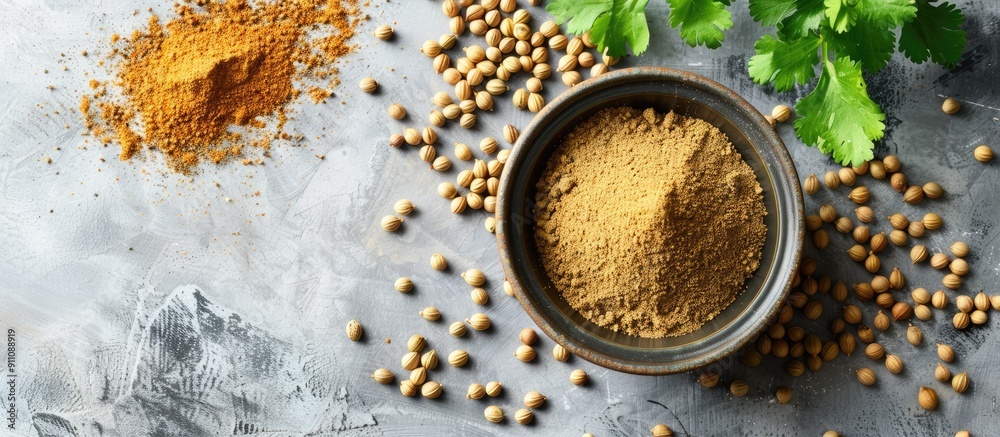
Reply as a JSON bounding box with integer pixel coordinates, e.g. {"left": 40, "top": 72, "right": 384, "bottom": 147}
{"left": 748, "top": 0, "right": 965, "bottom": 165}
{"left": 547, "top": 0, "right": 733, "bottom": 57}
{"left": 545, "top": 0, "right": 967, "bottom": 166}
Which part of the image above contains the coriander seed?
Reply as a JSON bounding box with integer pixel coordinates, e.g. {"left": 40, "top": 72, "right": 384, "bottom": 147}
{"left": 974, "top": 145, "right": 993, "bottom": 162}
{"left": 824, "top": 171, "right": 841, "bottom": 189}
{"left": 400, "top": 380, "right": 417, "bottom": 397}
{"left": 951, "top": 241, "right": 970, "bottom": 257}
{"left": 422, "top": 350, "right": 439, "bottom": 370}
{"left": 553, "top": 344, "right": 569, "bottom": 362}
{"left": 938, "top": 344, "right": 956, "bottom": 362}
{"left": 849, "top": 186, "right": 870, "bottom": 204}
{"left": 911, "top": 245, "right": 929, "bottom": 263}
{"left": 346, "top": 320, "right": 362, "bottom": 341}
{"left": 524, "top": 391, "right": 546, "bottom": 408}
{"left": 856, "top": 367, "right": 877, "bottom": 386}
{"left": 515, "top": 344, "right": 536, "bottom": 362}
{"left": 485, "top": 381, "right": 502, "bottom": 397}
{"left": 448, "top": 349, "right": 469, "bottom": 367}
{"left": 839, "top": 167, "right": 857, "bottom": 187}
{"left": 952, "top": 371, "right": 970, "bottom": 393}
{"left": 918, "top": 387, "right": 938, "bottom": 410}
{"left": 430, "top": 253, "right": 448, "bottom": 271}
{"left": 388, "top": 103, "right": 407, "bottom": 120}
{"left": 419, "top": 306, "right": 441, "bottom": 321}
{"left": 402, "top": 351, "right": 420, "bottom": 370}
{"left": 371, "top": 368, "right": 394, "bottom": 384}
{"left": 484, "top": 405, "right": 504, "bottom": 423}
{"left": 885, "top": 354, "right": 903, "bottom": 374}
{"left": 514, "top": 408, "right": 533, "bottom": 425}
{"left": 570, "top": 369, "right": 589, "bottom": 385}
{"left": 520, "top": 328, "right": 538, "bottom": 345}
{"left": 935, "top": 363, "right": 952, "bottom": 382}
{"left": 730, "top": 380, "right": 749, "bottom": 396}
{"left": 942, "top": 97, "right": 960, "bottom": 114}
{"left": 804, "top": 173, "right": 819, "bottom": 194}
{"left": 771, "top": 105, "right": 792, "bottom": 122}
{"left": 467, "top": 383, "right": 486, "bottom": 399}
{"left": 407, "top": 334, "right": 426, "bottom": 353}
{"left": 467, "top": 313, "right": 491, "bottom": 330}
{"left": 373, "top": 24, "right": 393, "bottom": 40}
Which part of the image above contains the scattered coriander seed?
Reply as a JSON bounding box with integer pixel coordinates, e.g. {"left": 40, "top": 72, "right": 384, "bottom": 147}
{"left": 400, "top": 379, "right": 417, "bottom": 397}
{"left": 485, "top": 381, "right": 503, "bottom": 397}
{"left": 455, "top": 142, "right": 474, "bottom": 161}
{"left": 373, "top": 24, "right": 393, "bottom": 40}
{"left": 890, "top": 173, "right": 907, "bottom": 193}
{"left": 952, "top": 371, "right": 970, "bottom": 393}
{"left": 771, "top": 105, "right": 792, "bottom": 122}
{"left": 432, "top": 156, "right": 452, "bottom": 172}
{"left": 885, "top": 354, "right": 904, "bottom": 374}
{"left": 395, "top": 277, "right": 413, "bottom": 293}
{"left": 467, "top": 383, "right": 486, "bottom": 399}
{"left": 388, "top": 103, "right": 407, "bottom": 120}
{"left": 520, "top": 328, "right": 538, "bottom": 345}
{"left": 804, "top": 173, "right": 820, "bottom": 194}
{"left": 942, "top": 97, "right": 961, "bottom": 114}
{"left": 460, "top": 112, "right": 478, "bottom": 128}
{"left": 409, "top": 367, "right": 427, "bottom": 385}
{"left": 957, "top": 295, "right": 975, "bottom": 313}
{"left": 515, "top": 344, "right": 536, "bottom": 362}
{"left": 449, "top": 321, "right": 468, "bottom": 338}
{"left": 652, "top": 424, "right": 674, "bottom": 436}
{"left": 553, "top": 344, "right": 569, "bottom": 362}
{"left": 943, "top": 273, "right": 963, "bottom": 290}
{"left": 430, "top": 253, "right": 448, "bottom": 271}
{"left": 951, "top": 241, "right": 970, "bottom": 257}
{"left": 359, "top": 77, "right": 378, "bottom": 93}
{"left": 938, "top": 344, "right": 956, "bottom": 362}
{"left": 524, "top": 391, "right": 546, "bottom": 408}
{"left": 974, "top": 145, "right": 993, "bottom": 162}
{"left": 889, "top": 229, "right": 908, "bottom": 246}
{"left": 451, "top": 196, "right": 468, "bottom": 214}
{"left": 806, "top": 215, "right": 823, "bottom": 231}
{"left": 393, "top": 199, "right": 415, "bottom": 216}
{"left": 903, "top": 185, "right": 924, "bottom": 204}
{"left": 346, "top": 320, "right": 362, "bottom": 341}
{"left": 470, "top": 288, "right": 489, "bottom": 305}
{"left": 870, "top": 232, "right": 888, "bottom": 253}
{"left": 570, "top": 369, "right": 589, "bottom": 385}
{"left": 923, "top": 212, "right": 943, "bottom": 230}
{"left": 514, "top": 408, "right": 534, "bottom": 425}
{"left": 372, "top": 368, "right": 394, "bottom": 384}
{"left": 512, "top": 88, "right": 529, "bottom": 109}
{"left": 870, "top": 161, "right": 887, "bottom": 180}
{"left": 381, "top": 215, "right": 403, "bottom": 232}
{"left": 824, "top": 171, "right": 841, "bottom": 189}
{"left": 853, "top": 225, "right": 870, "bottom": 243}
{"left": 911, "top": 245, "right": 929, "bottom": 264}
{"left": 404, "top": 128, "right": 421, "bottom": 145}
{"left": 889, "top": 268, "right": 905, "bottom": 289}
{"left": 402, "top": 351, "right": 420, "bottom": 370}
{"left": 422, "top": 350, "right": 439, "bottom": 370}
{"left": 855, "top": 206, "right": 873, "bottom": 223}
{"left": 930, "top": 253, "right": 951, "bottom": 269}
{"left": 857, "top": 325, "right": 874, "bottom": 343}
{"left": 854, "top": 161, "right": 870, "bottom": 175}
{"left": 971, "top": 310, "right": 988, "bottom": 325}
{"left": 848, "top": 245, "right": 867, "bottom": 262}
{"left": 467, "top": 313, "right": 491, "bottom": 330}
{"left": 935, "top": 363, "right": 952, "bottom": 382}
{"left": 865, "top": 252, "right": 880, "bottom": 273}
{"left": 819, "top": 204, "right": 837, "bottom": 222}
{"left": 889, "top": 213, "right": 909, "bottom": 230}
{"left": 407, "top": 334, "right": 427, "bottom": 352}
{"left": 950, "top": 258, "right": 970, "bottom": 276}
{"left": 839, "top": 168, "right": 857, "bottom": 187}
{"left": 419, "top": 306, "right": 441, "bottom": 321}
{"left": 932, "top": 290, "right": 949, "bottom": 309}
{"left": 849, "top": 186, "right": 871, "bottom": 204}
{"left": 421, "top": 381, "right": 442, "bottom": 399}
{"left": 485, "top": 217, "right": 497, "bottom": 233}
{"left": 923, "top": 182, "right": 944, "bottom": 199}
{"left": 420, "top": 145, "right": 437, "bottom": 163}
{"left": 914, "top": 305, "right": 932, "bottom": 321}
{"left": 503, "top": 280, "right": 514, "bottom": 297}
{"left": 389, "top": 133, "right": 405, "bottom": 148}
{"left": 813, "top": 229, "right": 830, "bottom": 250}
{"left": 865, "top": 342, "right": 885, "bottom": 360}
{"left": 824, "top": 431, "right": 842, "bottom": 437}
{"left": 729, "top": 380, "right": 749, "bottom": 396}
{"left": 462, "top": 269, "right": 486, "bottom": 287}
{"left": 835, "top": 216, "right": 853, "bottom": 233}
{"left": 484, "top": 405, "right": 504, "bottom": 423}
{"left": 956, "top": 432, "right": 970, "bottom": 437}
{"left": 449, "top": 349, "right": 470, "bottom": 367}
{"left": 975, "top": 292, "right": 990, "bottom": 311}
{"left": 907, "top": 221, "right": 925, "bottom": 238}
{"left": 856, "top": 367, "right": 877, "bottom": 386}
{"left": 698, "top": 371, "right": 720, "bottom": 388}
{"left": 918, "top": 387, "right": 939, "bottom": 410}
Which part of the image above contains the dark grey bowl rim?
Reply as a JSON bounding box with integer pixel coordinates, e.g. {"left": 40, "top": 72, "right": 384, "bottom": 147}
{"left": 495, "top": 66, "right": 804, "bottom": 375}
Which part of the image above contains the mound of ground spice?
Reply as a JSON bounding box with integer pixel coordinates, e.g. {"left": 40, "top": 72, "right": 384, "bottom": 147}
{"left": 534, "top": 107, "right": 767, "bottom": 338}
{"left": 80, "top": 0, "right": 362, "bottom": 173}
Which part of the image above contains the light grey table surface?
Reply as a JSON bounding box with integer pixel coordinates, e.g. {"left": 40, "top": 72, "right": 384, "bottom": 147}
{"left": 1, "top": 0, "right": 999, "bottom": 436}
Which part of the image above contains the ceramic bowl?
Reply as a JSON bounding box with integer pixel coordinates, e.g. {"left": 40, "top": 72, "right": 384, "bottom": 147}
{"left": 495, "top": 67, "right": 804, "bottom": 375}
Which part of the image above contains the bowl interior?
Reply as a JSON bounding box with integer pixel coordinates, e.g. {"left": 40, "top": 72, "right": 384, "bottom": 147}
{"left": 497, "top": 68, "right": 803, "bottom": 374}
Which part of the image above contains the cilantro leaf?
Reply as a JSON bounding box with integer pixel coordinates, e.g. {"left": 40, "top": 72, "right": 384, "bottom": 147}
{"left": 666, "top": 0, "right": 733, "bottom": 49}
{"left": 856, "top": 0, "right": 916, "bottom": 28}
{"left": 824, "top": 0, "right": 859, "bottom": 33}
{"left": 748, "top": 0, "right": 797, "bottom": 27}
{"left": 898, "top": 0, "right": 966, "bottom": 68}
{"left": 547, "top": 0, "right": 651, "bottom": 57}
{"left": 748, "top": 34, "right": 821, "bottom": 91}
{"left": 547, "top": 0, "right": 614, "bottom": 36}
{"left": 778, "top": 0, "right": 825, "bottom": 40}
{"left": 590, "top": 0, "right": 651, "bottom": 57}
{"left": 794, "top": 57, "right": 884, "bottom": 166}
{"left": 825, "top": 21, "right": 895, "bottom": 73}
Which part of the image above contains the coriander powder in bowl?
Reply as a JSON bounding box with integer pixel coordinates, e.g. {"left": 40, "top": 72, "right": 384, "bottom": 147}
{"left": 496, "top": 67, "right": 804, "bottom": 375}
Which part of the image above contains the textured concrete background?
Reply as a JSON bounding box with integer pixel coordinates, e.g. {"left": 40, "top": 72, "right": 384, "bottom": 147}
{"left": 1, "top": 0, "right": 999, "bottom": 435}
